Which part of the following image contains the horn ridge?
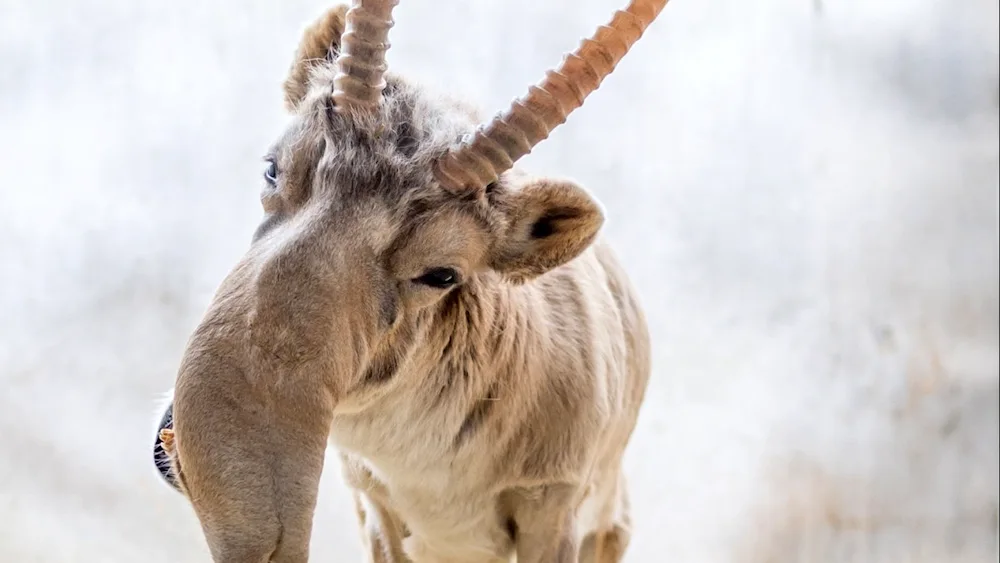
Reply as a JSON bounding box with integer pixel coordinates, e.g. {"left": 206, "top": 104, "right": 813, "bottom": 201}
{"left": 434, "top": 0, "right": 669, "bottom": 193}
{"left": 332, "top": 0, "right": 400, "bottom": 112}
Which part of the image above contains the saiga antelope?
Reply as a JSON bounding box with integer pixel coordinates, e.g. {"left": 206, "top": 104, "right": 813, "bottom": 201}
{"left": 153, "top": 0, "right": 667, "bottom": 561}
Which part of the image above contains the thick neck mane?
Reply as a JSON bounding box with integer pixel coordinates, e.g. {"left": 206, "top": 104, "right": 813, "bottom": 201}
{"left": 331, "top": 244, "right": 619, "bottom": 490}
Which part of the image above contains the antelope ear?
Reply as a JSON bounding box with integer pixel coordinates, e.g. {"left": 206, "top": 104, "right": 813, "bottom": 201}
{"left": 490, "top": 177, "right": 605, "bottom": 283}
{"left": 283, "top": 4, "right": 349, "bottom": 112}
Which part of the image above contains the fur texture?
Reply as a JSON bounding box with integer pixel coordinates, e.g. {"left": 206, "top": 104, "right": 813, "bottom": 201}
{"left": 157, "top": 5, "right": 651, "bottom": 562}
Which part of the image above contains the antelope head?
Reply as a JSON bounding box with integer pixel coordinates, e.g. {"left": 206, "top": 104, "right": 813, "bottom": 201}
{"left": 153, "top": 1, "right": 666, "bottom": 560}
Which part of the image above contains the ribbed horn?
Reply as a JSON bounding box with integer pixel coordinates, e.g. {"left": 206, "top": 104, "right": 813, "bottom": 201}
{"left": 434, "top": 0, "right": 668, "bottom": 193}
{"left": 332, "top": 0, "right": 399, "bottom": 112}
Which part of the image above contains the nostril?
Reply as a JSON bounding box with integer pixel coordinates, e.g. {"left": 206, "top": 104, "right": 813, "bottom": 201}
{"left": 153, "top": 403, "right": 181, "bottom": 492}
{"left": 379, "top": 285, "right": 400, "bottom": 328}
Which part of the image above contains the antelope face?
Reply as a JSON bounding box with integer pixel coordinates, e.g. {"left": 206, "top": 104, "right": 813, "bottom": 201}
{"left": 153, "top": 1, "right": 664, "bottom": 559}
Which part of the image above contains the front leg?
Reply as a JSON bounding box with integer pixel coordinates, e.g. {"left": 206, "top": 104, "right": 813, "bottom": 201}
{"left": 353, "top": 491, "right": 410, "bottom": 563}
{"left": 341, "top": 454, "right": 410, "bottom": 562}
{"left": 506, "top": 484, "right": 582, "bottom": 563}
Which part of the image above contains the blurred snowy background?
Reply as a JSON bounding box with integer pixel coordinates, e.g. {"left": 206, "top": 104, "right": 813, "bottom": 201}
{"left": 1, "top": 0, "right": 997, "bottom": 561}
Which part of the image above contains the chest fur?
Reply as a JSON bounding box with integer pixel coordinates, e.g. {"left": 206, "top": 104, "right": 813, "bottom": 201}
{"left": 341, "top": 449, "right": 515, "bottom": 562}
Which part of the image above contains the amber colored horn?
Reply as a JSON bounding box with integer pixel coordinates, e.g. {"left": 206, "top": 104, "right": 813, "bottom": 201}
{"left": 332, "top": 0, "right": 399, "bottom": 112}
{"left": 434, "top": 0, "right": 668, "bottom": 193}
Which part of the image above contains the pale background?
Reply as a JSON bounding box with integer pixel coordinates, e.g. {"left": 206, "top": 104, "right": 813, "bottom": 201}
{"left": 1, "top": 0, "right": 997, "bottom": 561}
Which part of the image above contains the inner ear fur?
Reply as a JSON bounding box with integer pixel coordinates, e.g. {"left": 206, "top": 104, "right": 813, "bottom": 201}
{"left": 489, "top": 176, "right": 606, "bottom": 284}
{"left": 283, "top": 4, "right": 349, "bottom": 112}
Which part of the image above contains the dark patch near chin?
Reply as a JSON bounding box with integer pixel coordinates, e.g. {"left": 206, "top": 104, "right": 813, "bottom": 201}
{"left": 153, "top": 403, "right": 181, "bottom": 491}
{"left": 361, "top": 350, "right": 400, "bottom": 385}
{"left": 453, "top": 381, "right": 498, "bottom": 449}
{"left": 379, "top": 285, "right": 399, "bottom": 328}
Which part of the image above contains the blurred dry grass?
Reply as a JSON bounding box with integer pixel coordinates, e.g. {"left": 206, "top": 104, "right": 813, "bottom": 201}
{"left": 0, "top": 0, "right": 997, "bottom": 561}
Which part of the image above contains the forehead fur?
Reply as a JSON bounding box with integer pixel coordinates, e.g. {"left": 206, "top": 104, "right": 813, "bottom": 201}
{"left": 280, "top": 60, "right": 509, "bottom": 234}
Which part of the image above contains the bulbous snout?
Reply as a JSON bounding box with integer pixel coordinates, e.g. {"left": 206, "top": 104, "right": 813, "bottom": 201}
{"left": 149, "top": 214, "right": 385, "bottom": 560}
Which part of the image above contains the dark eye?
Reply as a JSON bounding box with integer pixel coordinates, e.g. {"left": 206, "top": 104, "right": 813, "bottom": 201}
{"left": 414, "top": 267, "right": 460, "bottom": 289}
{"left": 264, "top": 160, "right": 278, "bottom": 185}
